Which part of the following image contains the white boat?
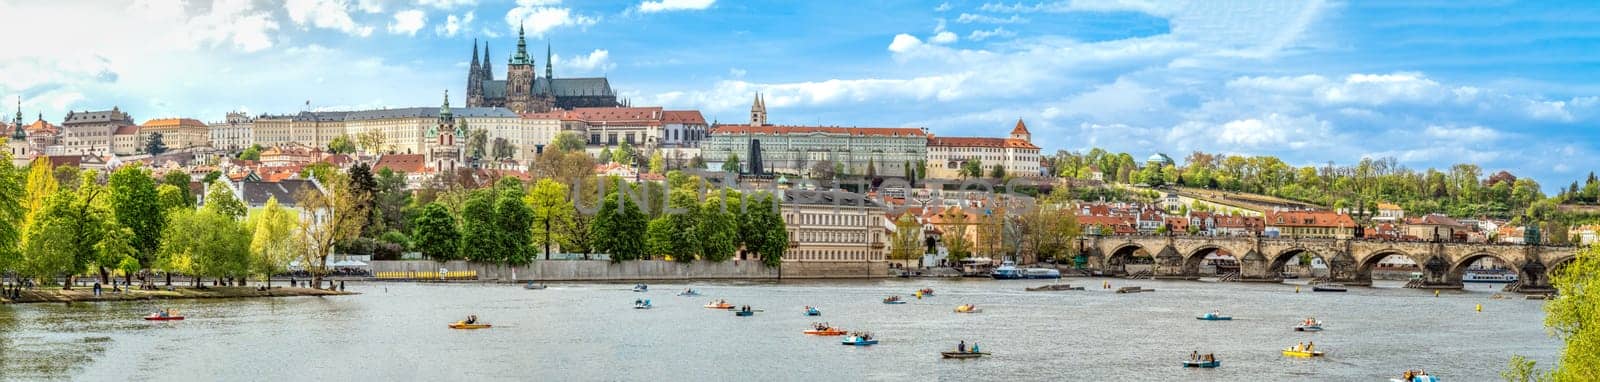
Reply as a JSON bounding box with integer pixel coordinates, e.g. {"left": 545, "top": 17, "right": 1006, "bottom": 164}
{"left": 991, "top": 261, "right": 1023, "bottom": 279}
{"left": 1022, "top": 268, "right": 1061, "bottom": 279}
{"left": 1463, "top": 269, "right": 1518, "bottom": 283}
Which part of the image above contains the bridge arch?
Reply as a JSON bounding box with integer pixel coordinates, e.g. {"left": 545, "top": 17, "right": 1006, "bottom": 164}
{"left": 1104, "top": 242, "right": 1154, "bottom": 275}
{"left": 1181, "top": 245, "right": 1240, "bottom": 276}
{"left": 1447, "top": 251, "right": 1516, "bottom": 284}
{"left": 1268, "top": 247, "right": 1328, "bottom": 278}
{"left": 1356, "top": 249, "right": 1420, "bottom": 282}
{"left": 1547, "top": 255, "right": 1578, "bottom": 277}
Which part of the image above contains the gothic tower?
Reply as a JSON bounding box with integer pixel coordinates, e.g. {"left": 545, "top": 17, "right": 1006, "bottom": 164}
{"left": 1009, "top": 118, "right": 1032, "bottom": 142}
{"left": 428, "top": 90, "right": 464, "bottom": 174}
{"left": 505, "top": 24, "right": 535, "bottom": 114}
{"left": 466, "top": 39, "right": 483, "bottom": 107}
{"left": 749, "top": 93, "right": 767, "bottom": 127}
{"left": 482, "top": 41, "right": 493, "bottom": 81}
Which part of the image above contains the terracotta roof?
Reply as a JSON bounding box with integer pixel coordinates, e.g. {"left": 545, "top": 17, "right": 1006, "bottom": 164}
{"left": 319, "top": 154, "right": 354, "bottom": 166}
{"left": 710, "top": 125, "right": 927, "bottom": 138}
{"left": 45, "top": 155, "right": 82, "bottom": 168}
{"left": 1377, "top": 203, "right": 1402, "bottom": 210}
{"left": 567, "top": 107, "right": 665, "bottom": 124}
{"left": 113, "top": 125, "right": 140, "bottom": 135}
{"left": 24, "top": 119, "right": 59, "bottom": 135}
{"left": 928, "top": 136, "right": 1039, "bottom": 150}
{"left": 141, "top": 118, "right": 207, "bottom": 128}
{"left": 1011, "top": 119, "right": 1030, "bottom": 136}
{"left": 374, "top": 154, "right": 426, "bottom": 174}
{"left": 661, "top": 110, "right": 706, "bottom": 125}
{"left": 1265, "top": 210, "right": 1356, "bottom": 228}
{"left": 1406, "top": 214, "right": 1465, "bottom": 227}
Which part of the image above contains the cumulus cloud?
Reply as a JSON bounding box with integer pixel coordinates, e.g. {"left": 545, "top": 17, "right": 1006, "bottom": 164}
{"left": 418, "top": 0, "right": 479, "bottom": 9}
{"left": 887, "top": 34, "right": 923, "bottom": 53}
{"left": 504, "top": 0, "right": 596, "bottom": 37}
{"left": 436, "top": 11, "right": 475, "bottom": 36}
{"left": 930, "top": 31, "right": 958, "bottom": 44}
{"left": 935, "top": 2, "right": 952, "bottom": 12}
{"left": 1424, "top": 125, "right": 1501, "bottom": 142}
{"left": 555, "top": 49, "right": 615, "bottom": 74}
{"left": 387, "top": 9, "right": 427, "bottom": 36}
{"left": 285, "top": 0, "right": 373, "bottom": 37}
{"left": 636, "top": 0, "right": 716, "bottom": 13}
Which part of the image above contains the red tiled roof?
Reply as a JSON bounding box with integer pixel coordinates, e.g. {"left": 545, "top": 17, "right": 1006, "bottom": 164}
{"left": 45, "top": 155, "right": 82, "bottom": 168}
{"left": 113, "top": 125, "right": 140, "bottom": 135}
{"left": 567, "top": 107, "right": 665, "bottom": 125}
{"left": 374, "top": 154, "right": 426, "bottom": 174}
{"left": 24, "top": 119, "right": 59, "bottom": 135}
{"left": 927, "top": 136, "right": 1039, "bottom": 150}
{"left": 141, "top": 118, "right": 207, "bottom": 128}
{"left": 1011, "top": 119, "right": 1030, "bottom": 136}
{"left": 710, "top": 125, "right": 927, "bottom": 138}
{"left": 1265, "top": 210, "right": 1356, "bottom": 228}
{"left": 661, "top": 110, "right": 706, "bottom": 125}
{"left": 1406, "top": 214, "right": 1465, "bottom": 227}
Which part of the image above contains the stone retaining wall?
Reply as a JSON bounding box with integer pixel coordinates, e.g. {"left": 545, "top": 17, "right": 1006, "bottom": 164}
{"left": 370, "top": 260, "right": 890, "bottom": 281}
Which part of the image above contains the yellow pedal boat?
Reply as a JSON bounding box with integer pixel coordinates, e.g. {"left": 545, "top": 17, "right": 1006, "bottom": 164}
{"left": 449, "top": 322, "right": 493, "bottom": 329}
{"left": 1281, "top": 348, "right": 1324, "bottom": 357}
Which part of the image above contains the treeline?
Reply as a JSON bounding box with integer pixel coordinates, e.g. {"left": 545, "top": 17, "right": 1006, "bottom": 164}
{"left": 1047, "top": 149, "right": 1587, "bottom": 222}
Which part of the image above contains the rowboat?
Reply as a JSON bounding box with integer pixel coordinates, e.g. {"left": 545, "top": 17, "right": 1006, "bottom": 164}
{"left": 1196, "top": 313, "right": 1232, "bottom": 321}
{"left": 841, "top": 336, "right": 878, "bottom": 346}
{"left": 804, "top": 328, "right": 847, "bottom": 336}
{"left": 1281, "top": 348, "right": 1324, "bottom": 357}
{"left": 677, "top": 290, "right": 701, "bottom": 297}
{"left": 631, "top": 284, "right": 649, "bottom": 292}
{"left": 523, "top": 282, "right": 547, "bottom": 290}
{"left": 144, "top": 314, "right": 184, "bottom": 321}
{"left": 1392, "top": 370, "right": 1440, "bottom": 382}
{"left": 1294, "top": 324, "right": 1323, "bottom": 332}
{"left": 634, "top": 303, "right": 653, "bottom": 310}
{"left": 704, "top": 302, "right": 734, "bottom": 309}
{"left": 734, "top": 310, "right": 754, "bottom": 317}
{"left": 1182, "top": 360, "right": 1221, "bottom": 368}
{"left": 954, "top": 305, "right": 981, "bottom": 313}
{"left": 941, "top": 351, "right": 990, "bottom": 359}
{"left": 449, "top": 322, "right": 492, "bottom": 329}
{"left": 804, "top": 307, "right": 821, "bottom": 316}
{"left": 883, "top": 296, "right": 906, "bottom": 304}
{"left": 1025, "top": 284, "right": 1083, "bottom": 291}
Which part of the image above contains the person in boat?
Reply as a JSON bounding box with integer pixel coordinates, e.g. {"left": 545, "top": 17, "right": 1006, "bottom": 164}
{"left": 465, "top": 315, "right": 477, "bottom": 324}
{"left": 1295, "top": 342, "right": 1304, "bottom": 351}
{"left": 972, "top": 342, "right": 979, "bottom": 353}
{"left": 1306, "top": 341, "right": 1314, "bottom": 352}
{"left": 1191, "top": 350, "right": 1199, "bottom": 361}
{"left": 958, "top": 340, "right": 966, "bottom": 353}
{"left": 1205, "top": 353, "right": 1213, "bottom": 362}
{"left": 636, "top": 298, "right": 643, "bottom": 305}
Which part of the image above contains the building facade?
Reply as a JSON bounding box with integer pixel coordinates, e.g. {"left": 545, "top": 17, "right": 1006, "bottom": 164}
{"left": 140, "top": 118, "right": 210, "bottom": 151}
{"left": 111, "top": 125, "right": 141, "bottom": 155}
{"left": 780, "top": 190, "right": 888, "bottom": 264}
{"left": 253, "top": 111, "right": 349, "bottom": 149}
{"left": 463, "top": 28, "right": 620, "bottom": 114}
{"left": 1265, "top": 210, "right": 1357, "bottom": 239}
{"left": 209, "top": 112, "right": 255, "bottom": 151}
{"left": 925, "top": 119, "right": 1042, "bottom": 179}
{"left": 59, "top": 107, "right": 135, "bottom": 155}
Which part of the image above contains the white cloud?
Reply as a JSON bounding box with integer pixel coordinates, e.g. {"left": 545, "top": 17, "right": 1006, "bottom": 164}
{"left": 505, "top": 0, "right": 597, "bottom": 37}
{"left": 935, "top": 2, "right": 952, "bottom": 12}
{"left": 418, "top": 0, "right": 479, "bottom": 9}
{"left": 555, "top": 49, "right": 615, "bottom": 74}
{"left": 1424, "top": 125, "right": 1501, "bottom": 142}
{"left": 1524, "top": 99, "right": 1572, "bottom": 122}
{"left": 636, "top": 0, "right": 716, "bottom": 13}
{"left": 285, "top": 0, "right": 374, "bottom": 37}
{"left": 967, "top": 27, "right": 1015, "bottom": 41}
{"left": 356, "top": 0, "right": 387, "bottom": 13}
{"left": 930, "top": 31, "right": 958, "bottom": 44}
{"left": 956, "top": 13, "right": 1027, "bottom": 24}
{"left": 978, "top": 0, "right": 1174, "bottom": 15}
{"left": 387, "top": 9, "right": 427, "bottom": 36}
{"left": 728, "top": 68, "right": 746, "bottom": 78}
{"left": 887, "top": 34, "right": 923, "bottom": 53}
{"left": 436, "top": 11, "right": 475, "bottom": 37}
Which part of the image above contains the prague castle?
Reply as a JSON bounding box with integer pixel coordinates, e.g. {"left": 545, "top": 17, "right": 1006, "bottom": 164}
{"left": 465, "top": 25, "right": 620, "bottom": 114}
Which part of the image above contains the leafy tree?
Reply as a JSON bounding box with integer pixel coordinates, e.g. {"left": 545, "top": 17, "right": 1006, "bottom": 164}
{"left": 698, "top": 194, "right": 740, "bottom": 262}
{"left": 467, "top": 128, "right": 489, "bottom": 159}
{"left": 202, "top": 180, "right": 247, "bottom": 219}
{"left": 646, "top": 217, "right": 674, "bottom": 259}
{"left": 356, "top": 130, "right": 387, "bottom": 153}
{"left": 160, "top": 208, "right": 250, "bottom": 286}
{"left": 23, "top": 172, "right": 111, "bottom": 289}
{"left": 990, "top": 164, "right": 1006, "bottom": 179}
{"left": 939, "top": 207, "right": 973, "bottom": 261}
{"left": 0, "top": 151, "right": 22, "bottom": 276}
{"left": 613, "top": 141, "right": 636, "bottom": 166}
{"left": 327, "top": 134, "right": 356, "bottom": 154}
{"left": 722, "top": 153, "right": 741, "bottom": 173}
{"left": 612, "top": 191, "right": 649, "bottom": 261}
{"left": 411, "top": 202, "right": 460, "bottom": 260}
{"left": 300, "top": 162, "right": 335, "bottom": 184}
{"left": 161, "top": 171, "right": 193, "bottom": 206}
{"left": 156, "top": 184, "right": 188, "bottom": 211}
{"left": 458, "top": 190, "right": 500, "bottom": 262}
{"left": 247, "top": 197, "right": 298, "bottom": 286}
{"left": 371, "top": 168, "right": 411, "bottom": 234}
{"left": 145, "top": 132, "right": 168, "bottom": 155}
{"left": 203, "top": 170, "right": 222, "bottom": 184}
{"left": 551, "top": 131, "right": 586, "bottom": 152}
{"left": 491, "top": 137, "right": 517, "bottom": 161}
{"left": 293, "top": 173, "right": 369, "bottom": 289}
{"left": 649, "top": 151, "right": 665, "bottom": 175}
{"left": 108, "top": 165, "right": 164, "bottom": 280}
{"left": 961, "top": 158, "right": 984, "bottom": 179}
{"left": 660, "top": 190, "right": 701, "bottom": 261}
{"left": 738, "top": 192, "right": 788, "bottom": 267}
{"left": 597, "top": 147, "right": 613, "bottom": 164}
{"left": 238, "top": 144, "right": 262, "bottom": 160}
{"left": 689, "top": 154, "right": 706, "bottom": 170}
{"left": 1541, "top": 245, "right": 1600, "bottom": 379}
{"left": 525, "top": 179, "right": 573, "bottom": 259}
{"left": 888, "top": 213, "right": 923, "bottom": 263}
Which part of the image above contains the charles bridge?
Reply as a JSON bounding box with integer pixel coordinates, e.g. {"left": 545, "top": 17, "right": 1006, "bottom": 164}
{"left": 1080, "top": 235, "right": 1578, "bottom": 293}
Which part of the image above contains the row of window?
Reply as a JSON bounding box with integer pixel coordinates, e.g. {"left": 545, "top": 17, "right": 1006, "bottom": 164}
{"left": 792, "top": 213, "right": 870, "bottom": 227}
{"left": 787, "top": 249, "right": 880, "bottom": 261}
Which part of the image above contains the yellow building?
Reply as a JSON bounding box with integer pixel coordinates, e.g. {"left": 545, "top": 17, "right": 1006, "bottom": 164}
{"left": 926, "top": 119, "right": 1041, "bottom": 179}
{"left": 140, "top": 118, "right": 210, "bottom": 151}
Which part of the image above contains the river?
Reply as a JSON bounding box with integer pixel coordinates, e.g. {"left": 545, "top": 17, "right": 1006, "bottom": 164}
{"left": 0, "top": 278, "right": 1560, "bottom": 381}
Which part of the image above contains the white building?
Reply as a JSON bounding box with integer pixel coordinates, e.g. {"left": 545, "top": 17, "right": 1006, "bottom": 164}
{"left": 925, "top": 119, "right": 1042, "bottom": 179}
{"left": 209, "top": 112, "right": 255, "bottom": 152}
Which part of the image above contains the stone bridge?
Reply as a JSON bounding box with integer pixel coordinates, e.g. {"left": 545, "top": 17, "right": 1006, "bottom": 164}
{"left": 1081, "top": 235, "right": 1579, "bottom": 293}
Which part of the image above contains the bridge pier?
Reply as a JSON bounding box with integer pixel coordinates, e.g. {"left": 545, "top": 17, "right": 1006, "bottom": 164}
{"left": 1506, "top": 257, "right": 1556, "bottom": 294}
{"left": 1153, "top": 245, "right": 1196, "bottom": 280}
{"left": 1237, "top": 250, "right": 1280, "bottom": 282}
{"left": 1410, "top": 255, "right": 1463, "bottom": 289}
{"left": 1326, "top": 251, "right": 1369, "bottom": 286}
{"left": 1083, "top": 247, "right": 1110, "bottom": 276}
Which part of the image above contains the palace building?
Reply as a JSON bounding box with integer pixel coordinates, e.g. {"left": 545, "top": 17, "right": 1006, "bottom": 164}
{"left": 705, "top": 94, "right": 926, "bottom": 177}
{"left": 464, "top": 26, "right": 620, "bottom": 114}
{"left": 925, "top": 119, "right": 1042, "bottom": 179}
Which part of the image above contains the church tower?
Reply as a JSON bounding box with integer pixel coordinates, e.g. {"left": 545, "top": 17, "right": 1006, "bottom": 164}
{"left": 749, "top": 93, "right": 767, "bottom": 127}
{"left": 8, "top": 97, "right": 27, "bottom": 158}
{"left": 466, "top": 39, "right": 483, "bottom": 107}
{"left": 428, "top": 90, "right": 465, "bottom": 174}
{"left": 505, "top": 24, "right": 535, "bottom": 114}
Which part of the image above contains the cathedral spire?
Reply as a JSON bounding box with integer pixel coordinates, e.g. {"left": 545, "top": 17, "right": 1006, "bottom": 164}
{"left": 510, "top": 23, "right": 530, "bottom": 65}
{"left": 545, "top": 41, "right": 554, "bottom": 79}
{"left": 470, "top": 38, "right": 480, "bottom": 70}
{"left": 482, "top": 41, "right": 493, "bottom": 80}
{"left": 12, "top": 96, "right": 25, "bottom": 140}
{"left": 441, "top": 90, "right": 453, "bottom": 118}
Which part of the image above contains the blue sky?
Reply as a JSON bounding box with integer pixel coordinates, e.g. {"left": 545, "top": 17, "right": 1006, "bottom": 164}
{"left": 1, "top": 0, "right": 1597, "bottom": 190}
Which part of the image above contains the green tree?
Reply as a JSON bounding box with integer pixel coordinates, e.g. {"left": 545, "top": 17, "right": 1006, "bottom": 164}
{"left": 160, "top": 208, "right": 250, "bottom": 286}
{"left": 327, "top": 134, "right": 356, "bottom": 154}
{"left": 23, "top": 173, "right": 111, "bottom": 289}
{"left": 551, "top": 131, "right": 587, "bottom": 152}
{"left": 300, "top": 162, "right": 335, "bottom": 184}
{"left": 738, "top": 192, "right": 789, "bottom": 267}
{"left": 613, "top": 141, "right": 636, "bottom": 165}
{"left": 458, "top": 190, "right": 500, "bottom": 262}
{"left": 645, "top": 217, "right": 673, "bottom": 259}
{"left": 698, "top": 194, "right": 740, "bottom": 263}
{"left": 649, "top": 151, "right": 666, "bottom": 175}
{"left": 293, "top": 173, "right": 369, "bottom": 289}
{"left": 247, "top": 197, "right": 298, "bottom": 286}
{"left": 722, "top": 153, "right": 741, "bottom": 173}
{"left": 145, "top": 132, "right": 168, "bottom": 155}
{"left": 202, "top": 180, "right": 247, "bottom": 219}
{"left": 525, "top": 179, "right": 573, "bottom": 259}
{"left": 589, "top": 192, "right": 621, "bottom": 258}
{"left": 661, "top": 190, "right": 701, "bottom": 262}
{"left": 0, "top": 150, "right": 22, "bottom": 277}
{"left": 597, "top": 147, "right": 613, "bottom": 164}
{"left": 238, "top": 144, "right": 262, "bottom": 160}
{"left": 1542, "top": 245, "right": 1600, "bottom": 380}
{"left": 467, "top": 128, "right": 489, "bottom": 159}
{"left": 108, "top": 165, "right": 164, "bottom": 282}
{"left": 611, "top": 191, "right": 649, "bottom": 261}
{"left": 411, "top": 202, "right": 461, "bottom": 260}
{"left": 961, "top": 158, "right": 984, "bottom": 179}
{"left": 161, "top": 171, "right": 193, "bottom": 206}
{"left": 888, "top": 213, "right": 923, "bottom": 263}
{"left": 990, "top": 164, "right": 1006, "bottom": 179}
{"left": 940, "top": 207, "right": 973, "bottom": 261}
{"left": 156, "top": 184, "right": 188, "bottom": 211}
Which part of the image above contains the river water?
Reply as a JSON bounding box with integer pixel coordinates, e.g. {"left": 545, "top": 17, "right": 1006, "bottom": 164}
{"left": 0, "top": 278, "right": 1560, "bottom": 381}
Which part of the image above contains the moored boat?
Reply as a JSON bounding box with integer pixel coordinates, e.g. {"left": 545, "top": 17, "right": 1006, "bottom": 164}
{"left": 1311, "top": 284, "right": 1347, "bottom": 292}
{"left": 841, "top": 334, "right": 878, "bottom": 346}
{"left": 631, "top": 284, "right": 649, "bottom": 292}
{"left": 1463, "top": 268, "right": 1518, "bottom": 283}
{"left": 1025, "top": 284, "right": 1083, "bottom": 291}
{"left": 1022, "top": 268, "right": 1061, "bottom": 279}
{"left": 523, "top": 282, "right": 547, "bottom": 290}
{"left": 941, "top": 351, "right": 990, "bottom": 359}
{"left": 991, "top": 261, "right": 1023, "bottom": 279}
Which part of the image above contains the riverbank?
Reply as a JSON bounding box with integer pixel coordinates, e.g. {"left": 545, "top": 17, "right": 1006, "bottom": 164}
{"left": 0, "top": 286, "right": 355, "bottom": 304}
